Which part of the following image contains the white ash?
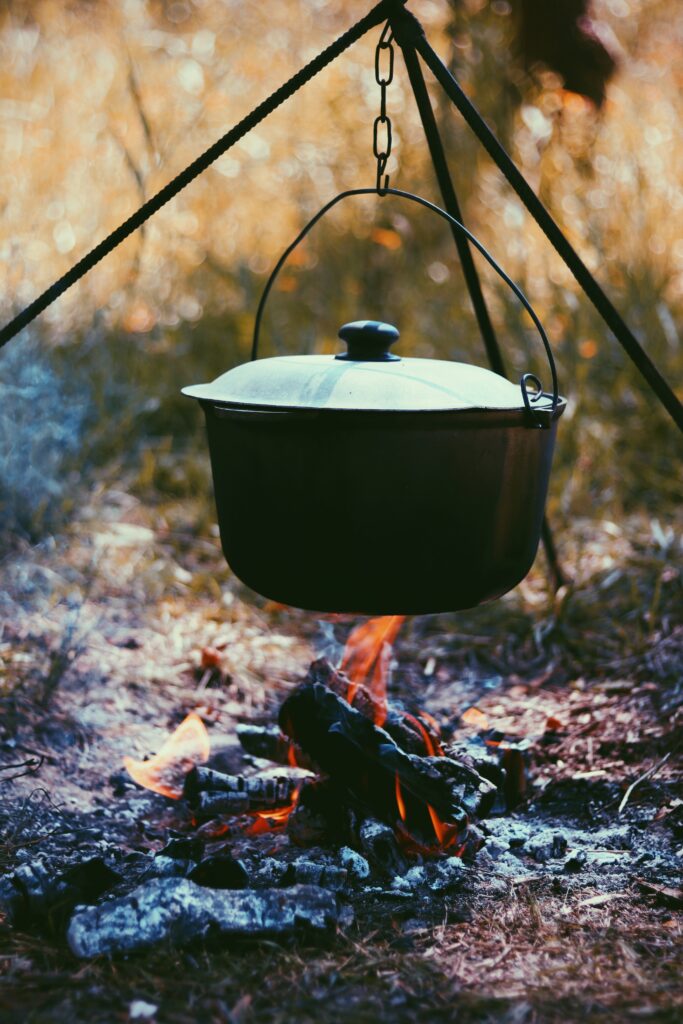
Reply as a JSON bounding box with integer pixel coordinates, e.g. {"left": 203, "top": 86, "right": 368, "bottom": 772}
{"left": 281, "top": 860, "right": 348, "bottom": 890}
{"left": 480, "top": 836, "right": 510, "bottom": 860}
{"left": 146, "top": 855, "right": 196, "bottom": 880}
{"left": 339, "top": 848, "right": 370, "bottom": 881}
{"left": 129, "top": 1001, "right": 158, "bottom": 1020}
{"left": 388, "top": 857, "right": 465, "bottom": 895}
{"left": 527, "top": 830, "right": 569, "bottom": 863}
{"left": 67, "top": 879, "right": 341, "bottom": 957}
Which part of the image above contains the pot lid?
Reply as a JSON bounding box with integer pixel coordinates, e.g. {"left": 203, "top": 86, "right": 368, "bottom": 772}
{"left": 182, "top": 320, "right": 551, "bottom": 413}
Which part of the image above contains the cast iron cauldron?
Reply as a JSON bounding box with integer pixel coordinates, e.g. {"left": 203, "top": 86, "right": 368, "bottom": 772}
{"left": 183, "top": 188, "right": 566, "bottom": 614}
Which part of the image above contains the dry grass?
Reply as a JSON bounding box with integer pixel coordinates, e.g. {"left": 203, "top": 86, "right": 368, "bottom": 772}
{"left": 1, "top": 889, "right": 681, "bottom": 1023}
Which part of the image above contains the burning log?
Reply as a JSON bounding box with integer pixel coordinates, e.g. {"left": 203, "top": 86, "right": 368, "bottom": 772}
{"left": 236, "top": 723, "right": 315, "bottom": 771}
{"left": 287, "top": 777, "right": 353, "bottom": 846}
{"left": 184, "top": 767, "right": 299, "bottom": 820}
{"left": 67, "top": 879, "right": 341, "bottom": 957}
{"left": 307, "top": 658, "right": 441, "bottom": 756}
{"left": 279, "top": 681, "right": 496, "bottom": 844}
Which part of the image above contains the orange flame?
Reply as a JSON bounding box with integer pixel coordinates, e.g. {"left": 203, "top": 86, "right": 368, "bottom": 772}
{"left": 426, "top": 804, "right": 460, "bottom": 849}
{"left": 245, "top": 787, "right": 301, "bottom": 835}
{"left": 403, "top": 713, "right": 443, "bottom": 757}
{"left": 123, "top": 712, "right": 210, "bottom": 799}
{"left": 341, "top": 615, "right": 405, "bottom": 726}
{"left": 395, "top": 773, "right": 407, "bottom": 822}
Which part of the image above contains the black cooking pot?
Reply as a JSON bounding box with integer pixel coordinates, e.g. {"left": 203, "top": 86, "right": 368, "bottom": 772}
{"left": 183, "top": 188, "right": 566, "bottom": 614}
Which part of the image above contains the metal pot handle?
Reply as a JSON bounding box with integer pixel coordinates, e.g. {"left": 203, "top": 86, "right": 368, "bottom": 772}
{"left": 251, "top": 186, "right": 559, "bottom": 427}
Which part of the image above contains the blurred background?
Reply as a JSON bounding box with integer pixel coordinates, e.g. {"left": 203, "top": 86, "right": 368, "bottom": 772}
{"left": 0, "top": 0, "right": 681, "bottom": 545}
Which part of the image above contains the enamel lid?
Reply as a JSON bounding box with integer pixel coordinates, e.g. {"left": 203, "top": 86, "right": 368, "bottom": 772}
{"left": 182, "top": 321, "right": 548, "bottom": 413}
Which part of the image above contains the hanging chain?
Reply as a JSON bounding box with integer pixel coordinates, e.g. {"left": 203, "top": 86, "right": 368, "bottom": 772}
{"left": 373, "top": 21, "right": 394, "bottom": 193}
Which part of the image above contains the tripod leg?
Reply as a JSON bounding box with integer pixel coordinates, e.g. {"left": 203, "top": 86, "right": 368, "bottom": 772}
{"left": 394, "top": 27, "right": 567, "bottom": 589}
{"left": 396, "top": 34, "right": 505, "bottom": 377}
{"left": 394, "top": 8, "right": 683, "bottom": 436}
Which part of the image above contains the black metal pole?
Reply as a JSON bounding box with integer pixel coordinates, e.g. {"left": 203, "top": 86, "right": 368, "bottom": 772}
{"left": 395, "top": 27, "right": 566, "bottom": 588}
{"left": 395, "top": 8, "right": 683, "bottom": 436}
{"left": 394, "top": 26, "right": 504, "bottom": 376}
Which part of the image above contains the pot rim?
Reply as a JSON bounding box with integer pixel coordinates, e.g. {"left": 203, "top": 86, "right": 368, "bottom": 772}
{"left": 201, "top": 393, "right": 567, "bottom": 428}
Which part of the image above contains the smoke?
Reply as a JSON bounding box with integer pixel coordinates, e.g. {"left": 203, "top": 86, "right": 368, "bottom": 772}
{"left": 0, "top": 331, "right": 90, "bottom": 542}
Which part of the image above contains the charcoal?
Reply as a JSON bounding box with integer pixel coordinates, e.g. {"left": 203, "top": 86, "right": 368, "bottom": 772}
{"left": 148, "top": 855, "right": 195, "bottom": 879}
{"left": 158, "top": 837, "right": 205, "bottom": 861}
{"left": 0, "top": 857, "right": 121, "bottom": 929}
{"left": 481, "top": 836, "right": 510, "bottom": 861}
{"left": 67, "top": 879, "right": 340, "bottom": 957}
{"left": 287, "top": 777, "right": 352, "bottom": 846}
{"left": 249, "top": 857, "right": 288, "bottom": 887}
{"left": 339, "top": 847, "right": 371, "bottom": 881}
{"left": 527, "top": 830, "right": 568, "bottom": 863}
{"left": 188, "top": 854, "right": 249, "bottom": 889}
{"left": 236, "top": 724, "right": 315, "bottom": 771}
{"left": 358, "top": 818, "right": 409, "bottom": 877}
{"left": 459, "top": 823, "right": 486, "bottom": 861}
{"left": 281, "top": 861, "right": 347, "bottom": 891}
{"left": 427, "top": 857, "right": 465, "bottom": 892}
{"left": 564, "top": 849, "right": 587, "bottom": 873}
{"left": 184, "top": 767, "right": 298, "bottom": 820}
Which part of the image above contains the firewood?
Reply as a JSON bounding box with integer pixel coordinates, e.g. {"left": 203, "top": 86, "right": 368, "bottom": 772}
{"left": 286, "top": 777, "right": 353, "bottom": 846}
{"left": 306, "top": 658, "right": 440, "bottom": 756}
{"left": 279, "top": 681, "right": 496, "bottom": 842}
{"left": 184, "top": 767, "right": 298, "bottom": 820}
{"left": 236, "top": 724, "right": 315, "bottom": 771}
{"left": 67, "top": 879, "right": 341, "bottom": 957}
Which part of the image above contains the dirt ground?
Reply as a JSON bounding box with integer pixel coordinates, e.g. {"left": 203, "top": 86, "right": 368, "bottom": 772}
{"left": 0, "top": 486, "right": 681, "bottom": 1024}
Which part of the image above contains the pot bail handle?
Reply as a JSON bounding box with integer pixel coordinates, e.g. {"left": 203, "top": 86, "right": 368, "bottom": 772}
{"left": 251, "top": 186, "right": 559, "bottom": 427}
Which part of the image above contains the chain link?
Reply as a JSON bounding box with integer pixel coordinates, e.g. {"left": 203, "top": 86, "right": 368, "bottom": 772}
{"left": 373, "top": 21, "right": 394, "bottom": 193}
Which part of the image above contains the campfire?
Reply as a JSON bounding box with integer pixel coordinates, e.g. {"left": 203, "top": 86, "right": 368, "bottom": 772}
{"left": 2, "top": 610, "right": 679, "bottom": 966}
{"left": 123, "top": 618, "right": 501, "bottom": 856}
{"left": 0, "top": 617, "right": 517, "bottom": 956}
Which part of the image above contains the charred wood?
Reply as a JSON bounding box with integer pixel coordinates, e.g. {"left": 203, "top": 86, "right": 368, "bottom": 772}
{"left": 0, "top": 857, "right": 121, "bottom": 930}
{"left": 236, "top": 723, "right": 315, "bottom": 771}
{"left": 279, "top": 681, "right": 496, "bottom": 841}
{"left": 307, "top": 658, "right": 441, "bottom": 756}
{"left": 287, "top": 777, "right": 354, "bottom": 846}
{"left": 67, "top": 879, "right": 341, "bottom": 956}
{"left": 188, "top": 854, "right": 249, "bottom": 889}
{"left": 281, "top": 861, "right": 348, "bottom": 891}
{"left": 357, "top": 818, "right": 409, "bottom": 877}
{"left": 184, "top": 767, "right": 299, "bottom": 819}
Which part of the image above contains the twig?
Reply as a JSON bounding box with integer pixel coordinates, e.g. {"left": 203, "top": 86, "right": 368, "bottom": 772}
{"left": 0, "top": 756, "right": 43, "bottom": 783}
{"left": 618, "top": 751, "right": 672, "bottom": 814}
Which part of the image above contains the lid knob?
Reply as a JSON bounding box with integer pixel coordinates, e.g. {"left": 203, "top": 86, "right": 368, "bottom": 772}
{"left": 336, "top": 321, "right": 400, "bottom": 362}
